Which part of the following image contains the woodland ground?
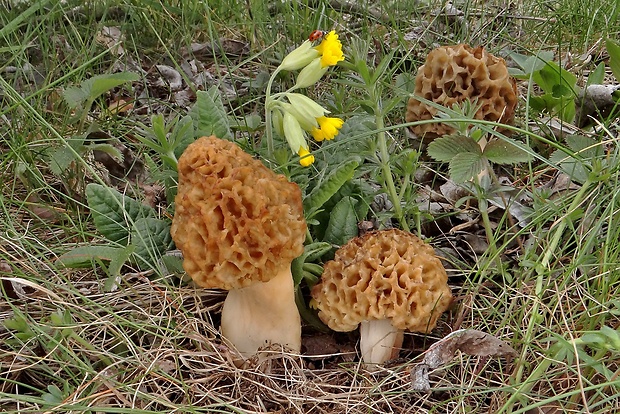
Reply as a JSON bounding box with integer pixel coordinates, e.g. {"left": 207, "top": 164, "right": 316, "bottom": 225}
{"left": 1, "top": 0, "right": 620, "bottom": 413}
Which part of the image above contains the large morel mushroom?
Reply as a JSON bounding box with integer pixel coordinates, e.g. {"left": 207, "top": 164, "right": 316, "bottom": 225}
{"left": 171, "top": 136, "right": 307, "bottom": 358}
{"left": 406, "top": 44, "right": 518, "bottom": 141}
{"left": 311, "top": 229, "right": 452, "bottom": 369}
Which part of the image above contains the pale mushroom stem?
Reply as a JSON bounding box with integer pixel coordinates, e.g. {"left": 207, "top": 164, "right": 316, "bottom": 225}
{"left": 220, "top": 266, "right": 301, "bottom": 359}
{"left": 359, "top": 319, "right": 404, "bottom": 369}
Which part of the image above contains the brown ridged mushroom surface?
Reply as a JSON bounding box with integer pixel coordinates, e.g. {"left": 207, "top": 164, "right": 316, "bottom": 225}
{"left": 311, "top": 229, "right": 452, "bottom": 368}
{"left": 406, "top": 44, "right": 518, "bottom": 141}
{"left": 171, "top": 136, "right": 307, "bottom": 358}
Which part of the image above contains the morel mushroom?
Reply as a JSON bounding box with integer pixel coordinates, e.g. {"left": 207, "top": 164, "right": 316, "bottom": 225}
{"left": 406, "top": 44, "right": 518, "bottom": 142}
{"left": 170, "top": 136, "right": 307, "bottom": 358}
{"left": 311, "top": 229, "right": 452, "bottom": 368}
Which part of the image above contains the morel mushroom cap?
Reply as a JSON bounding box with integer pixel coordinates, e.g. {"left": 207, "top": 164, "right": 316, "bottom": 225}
{"left": 406, "top": 44, "right": 518, "bottom": 141}
{"left": 311, "top": 229, "right": 452, "bottom": 367}
{"left": 171, "top": 136, "right": 307, "bottom": 358}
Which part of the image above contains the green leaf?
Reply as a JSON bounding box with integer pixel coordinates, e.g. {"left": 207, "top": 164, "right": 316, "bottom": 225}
{"left": 549, "top": 150, "right": 588, "bottom": 184}
{"left": 42, "top": 384, "right": 65, "bottom": 405}
{"left": 131, "top": 217, "right": 173, "bottom": 269}
{"left": 528, "top": 95, "right": 549, "bottom": 112}
{"left": 303, "top": 159, "right": 359, "bottom": 214}
{"left": 86, "top": 183, "right": 154, "bottom": 244}
{"left": 449, "top": 152, "right": 487, "bottom": 183}
{"left": 552, "top": 83, "right": 572, "bottom": 98}
{"left": 57, "top": 245, "right": 128, "bottom": 268}
{"left": 48, "top": 137, "right": 85, "bottom": 175}
{"left": 587, "top": 62, "right": 606, "bottom": 86}
{"left": 508, "top": 51, "right": 554, "bottom": 76}
{"left": 483, "top": 138, "right": 532, "bottom": 164}
{"left": 291, "top": 242, "right": 332, "bottom": 286}
{"left": 189, "top": 87, "right": 232, "bottom": 139}
{"left": 566, "top": 134, "right": 604, "bottom": 158}
{"left": 534, "top": 61, "right": 577, "bottom": 96}
{"left": 171, "top": 115, "right": 196, "bottom": 159}
{"left": 62, "top": 86, "right": 89, "bottom": 109}
{"left": 85, "top": 143, "right": 123, "bottom": 160}
{"left": 84, "top": 72, "right": 140, "bottom": 103}
{"left": 323, "top": 196, "right": 359, "bottom": 247}
{"left": 606, "top": 38, "right": 620, "bottom": 82}
{"left": 427, "top": 134, "right": 481, "bottom": 162}
{"left": 63, "top": 73, "right": 139, "bottom": 108}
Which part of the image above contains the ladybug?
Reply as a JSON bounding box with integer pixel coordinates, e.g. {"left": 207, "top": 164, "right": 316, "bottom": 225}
{"left": 308, "top": 30, "right": 327, "bottom": 42}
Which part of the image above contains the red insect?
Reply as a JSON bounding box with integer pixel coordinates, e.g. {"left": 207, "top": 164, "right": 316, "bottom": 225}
{"left": 308, "top": 30, "right": 327, "bottom": 42}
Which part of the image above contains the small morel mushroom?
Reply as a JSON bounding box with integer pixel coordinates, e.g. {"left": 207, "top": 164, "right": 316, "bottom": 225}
{"left": 311, "top": 229, "right": 452, "bottom": 369}
{"left": 170, "top": 136, "right": 307, "bottom": 358}
{"left": 406, "top": 44, "right": 518, "bottom": 142}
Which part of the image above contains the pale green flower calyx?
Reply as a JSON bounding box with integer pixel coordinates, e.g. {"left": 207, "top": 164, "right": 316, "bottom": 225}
{"left": 278, "top": 41, "right": 320, "bottom": 72}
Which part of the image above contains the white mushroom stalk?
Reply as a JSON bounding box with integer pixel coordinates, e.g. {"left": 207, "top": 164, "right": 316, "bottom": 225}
{"left": 221, "top": 266, "right": 301, "bottom": 358}
{"left": 359, "top": 319, "right": 404, "bottom": 369}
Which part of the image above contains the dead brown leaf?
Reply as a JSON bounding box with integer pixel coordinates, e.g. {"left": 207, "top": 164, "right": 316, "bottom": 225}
{"left": 411, "top": 329, "right": 517, "bottom": 391}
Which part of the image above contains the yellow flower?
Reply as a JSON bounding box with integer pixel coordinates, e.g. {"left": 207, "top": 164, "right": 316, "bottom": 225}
{"left": 298, "top": 147, "right": 315, "bottom": 166}
{"left": 315, "top": 31, "right": 344, "bottom": 68}
{"left": 291, "top": 31, "right": 344, "bottom": 90}
{"left": 311, "top": 116, "right": 344, "bottom": 142}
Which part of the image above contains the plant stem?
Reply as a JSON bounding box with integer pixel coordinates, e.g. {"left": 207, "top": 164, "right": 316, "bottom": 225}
{"left": 374, "top": 103, "right": 409, "bottom": 232}
{"left": 264, "top": 67, "right": 282, "bottom": 159}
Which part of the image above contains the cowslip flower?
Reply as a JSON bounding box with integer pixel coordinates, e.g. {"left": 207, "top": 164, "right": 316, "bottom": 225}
{"left": 280, "top": 110, "right": 315, "bottom": 166}
{"left": 264, "top": 30, "right": 345, "bottom": 166}
{"left": 311, "top": 116, "right": 344, "bottom": 142}
{"left": 294, "top": 31, "right": 344, "bottom": 89}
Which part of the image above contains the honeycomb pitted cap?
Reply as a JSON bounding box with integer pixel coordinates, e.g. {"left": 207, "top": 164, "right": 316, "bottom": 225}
{"left": 170, "top": 136, "right": 307, "bottom": 290}
{"left": 406, "top": 44, "right": 518, "bottom": 141}
{"left": 311, "top": 229, "right": 452, "bottom": 333}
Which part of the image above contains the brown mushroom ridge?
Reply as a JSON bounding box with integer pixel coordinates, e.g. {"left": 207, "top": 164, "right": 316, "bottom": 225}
{"left": 311, "top": 229, "right": 452, "bottom": 333}
{"left": 406, "top": 44, "right": 518, "bottom": 141}
{"left": 170, "top": 136, "right": 306, "bottom": 290}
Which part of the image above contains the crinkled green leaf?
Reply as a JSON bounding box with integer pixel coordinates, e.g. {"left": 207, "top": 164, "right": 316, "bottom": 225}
{"left": 86, "top": 183, "right": 154, "bottom": 244}
{"left": 449, "top": 152, "right": 487, "bottom": 183}
{"left": 606, "top": 38, "right": 620, "bottom": 82}
{"left": 189, "top": 87, "right": 232, "bottom": 139}
{"left": 323, "top": 196, "right": 359, "bottom": 247}
{"left": 483, "top": 138, "right": 532, "bottom": 165}
{"left": 303, "top": 159, "right": 359, "bottom": 215}
{"left": 131, "top": 217, "right": 173, "bottom": 269}
{"left": 427, "top": 134, "right": 481, "bottom": 162}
